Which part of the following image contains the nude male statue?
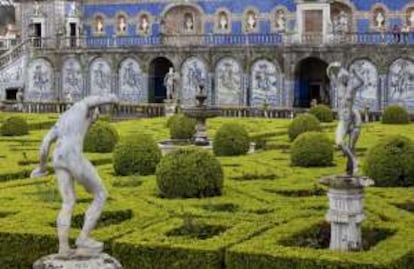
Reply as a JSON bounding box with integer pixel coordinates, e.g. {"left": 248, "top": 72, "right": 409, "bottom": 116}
{"left": 327, "top": 62, "right": 363, "bottom": 176}
{"left": 31, "top": 94, "right": 118, "bottom": 257}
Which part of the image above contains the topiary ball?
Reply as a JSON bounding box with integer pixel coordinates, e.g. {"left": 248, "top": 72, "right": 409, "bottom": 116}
{"left": 310, "top": 105, "right": 334, "bottom": 123}
{"left": 113, "top": 134, "right": 162, "bottom": 176}
{"left": 382, "top": 105, "right": 410, "bottom": 124}
{"left": 291, "top": 132, "right": 333, "bottom": 167}
{"left": 288, "top": 114, "right": 321, "bottom": 141}
{"left": 84, "top": 121, "right": 119, "bottom": 153}
{"left": 167, "top": 114, "right": 196, "bottom": 140}
{"left": 156, "top": 148, "right": 223, "bottom": 198}
{"left": 0, "top": 116, "right": 29, "bottom": 136}
{"left": 364, "top": 135, "right": 414, "bottom": 187}
{"left": 213, "top": 123, "right": 250, "bottom": 156}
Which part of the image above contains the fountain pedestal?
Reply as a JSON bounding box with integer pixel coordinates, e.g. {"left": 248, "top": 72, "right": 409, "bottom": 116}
{"left": 320, "top": 175, "right": 373, "bottom": 251}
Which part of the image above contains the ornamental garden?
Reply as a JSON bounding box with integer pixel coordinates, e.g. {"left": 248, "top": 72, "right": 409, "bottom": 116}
{"left": 0, "top": 105, "right": 413, "bottom": 269}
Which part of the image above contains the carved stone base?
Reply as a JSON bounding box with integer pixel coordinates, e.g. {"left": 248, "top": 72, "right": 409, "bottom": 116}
{"left": 33, "top": 253, "right": 122, "bottom": 269}
{"left": 164, "top": 100, "right": 177, "bottom": 117}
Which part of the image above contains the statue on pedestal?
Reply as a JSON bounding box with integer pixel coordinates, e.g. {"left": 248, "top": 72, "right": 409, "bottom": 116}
{"left": 31, "top": 95, "right": 120, "bottom": 261}
{"left": 327, "top": 62, "right": 364, "bottom": 176}
{"left": 16, "top": 88, "right": 24, "bottom": 112}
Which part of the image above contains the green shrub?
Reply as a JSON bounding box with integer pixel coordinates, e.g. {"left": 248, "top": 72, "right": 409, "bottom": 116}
{"left": 113, "top": 134, "right": 161, "bottom": 176}
{"left": 291, "top": 132, "right": 333, "bottom": 167}
{"left": 0, "top": 116, "right": 29, "bottom": 136}
{"left": 213, "top": 123, "right": 250, "bottom": 156}
{"left": 167, "top": 114, "right": 196, "bottom": 140}
{"left": 382, "top": 105, "right": 410, "bottom": 124}
{"left": 84, "top": 121, "right": 119, "bottom": 153}
{"left": 364, "top": 135, "right": 414, "bottom": 187}
{"left": 288, "top": 114, "right": 321, "bottom": 141}
{"left": 309, "top": 105, "right": 333, "bottom": 123}
{"left": 156, "top": 148, "right": 223, "bottom": 198}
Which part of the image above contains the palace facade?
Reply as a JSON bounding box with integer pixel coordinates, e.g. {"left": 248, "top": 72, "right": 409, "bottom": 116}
{"left": 0, "top": 0, "right": 413, "bottom": 111}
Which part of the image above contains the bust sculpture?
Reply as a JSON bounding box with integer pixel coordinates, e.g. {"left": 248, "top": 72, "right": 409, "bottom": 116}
{"left": 118, "top": 16, "right": 127, "bottom": 33}
{"left": 376, "top": 12, "right": 385, "bottom": 28}
{"left": 140, "top": 16, "right": 150, "bottom": 34}
{"left": 184, "top": 14, "right": 194, "bottom": 32}
{"left": 96, "top": 18, "right": 104, "bottom": 33}
{"left": 276, "top": 10, "right": 286, "bottom": 32}
{"left": 33, "top": 1, "right": 41, "bottom": 16}
{"left": 31, "top": 95, "right": 118, "bottom": 257}
{"left": 327, "top": 62, "right": 364, "bottom": 176}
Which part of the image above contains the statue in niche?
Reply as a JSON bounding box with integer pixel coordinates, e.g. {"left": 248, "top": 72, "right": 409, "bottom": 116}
{"left": 184, "top": 13, "right": 194, "bottom": 32}
{"left": 93, "top": 63, "right": 110, "bottom": 90}
{"left": 123, "top": 62, "right": 142, "bottom": 91}
{"left": 33, "top": 65, "right": 49, "bottom": 91}
{"left": 95, "top": 17, "right": 104, "bottom": 33}
{"left": 33, "top": 1, "right": 41, "bottom": 16}
{"left": 375, "top": 11, "right": 385, "bottom": 28}
{"left": 164, "top": 67, "right": 179, "bottom": 100}
{"left": 218, "top": 12, "right": 229, "bottom": 31}
{"left": 275, "top": 10, "right": 286, "bottom": 32}
{"left": 16, "top": 88, "right": 24, "bottom": 112}
{"left": 327, "top": 62, "right": 364, "bottom": 176}
{"left": 69, "top": 1, "right": 78, "bottom": 17}
{"left": 246, "top": 12, "right": 257, "bottom": 32}
{"left": 118, "top": 16, "right": 127, "bottom": 34}
{"left": 409, "top": 10, "right": 414, "bottom": 27}
{"left": 31, "top": 95, "right": 119, "bottom": 257}
{"left": 139, "top": 15, "right": 150, "bottom": 35}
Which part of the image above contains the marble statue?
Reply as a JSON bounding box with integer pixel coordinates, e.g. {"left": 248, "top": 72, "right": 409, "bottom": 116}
{"left": 410, "top": 11, "right": 414, "bottom": 27}
{"left": 164, "top": 67, "right": 179, "bottom": 100}
{"left": 247, "top": 12, "right": 257, "bottom": 31}
{"left": 33, "top": 1, "right": 41, "bottom": 16}
{"left": 219, "top": 13, "right": 229, "bottom": 31}
{"left": 31, "top": 94, "right": 119, "bottom": 257}
{"left": 69, "top": 2, "right": 77, "bottom": 17}
{"left": 139, "top": 16, "right": 150, "bottom": 35}
{"left": 376, "top": 12, "right": 385, "bottom": 28}
{"left": 96, "top": 18, "right": 104, "bottom": 33}
{"left": 327, "top": 62, "right": 364, "bottom": 176}
{"left": 184, "top": 14, "right": 194, "bottom": 32}
{"left": 118, "top": 16, "right": 127, "bottom": 34}
{"left": 276, "top": 10, "right": 286, "bottom": 32}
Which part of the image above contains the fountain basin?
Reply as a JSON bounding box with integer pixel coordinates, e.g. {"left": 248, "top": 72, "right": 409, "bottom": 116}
{"left": 183, "top": 106, "right": 221, "bottom": 118}
{"left": 158, "top": 139, "right": 213, "bottom": 156}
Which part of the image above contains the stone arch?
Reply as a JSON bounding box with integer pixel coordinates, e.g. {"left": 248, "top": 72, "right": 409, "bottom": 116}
{"left": 26, "top": 58, "right": 54, "bottom": 101}
{"left": 214, "top": 57, "right": 243, "bottom": 106}
{"left": 148, "top": 57, "right": 174, "bottom": 103}
{"left": 89, "top": 58, "right": 112, "bottom": 96}
{"left": 180, "top": 56, "right": 208, "bottom": 106}
{"left": 118, "top": 57, "right": 146, "bottom": 104}
{"left": 250, "top": 59, "right": 281, "bottom": 107}
{"left": 62, "top": 57, "right": 83, "bottom": 101}
{"left": 387, "top": 58, "right": 414, "bottom": 110}
{"left": 349, "top": 59, "right": 379, "bottom": 110}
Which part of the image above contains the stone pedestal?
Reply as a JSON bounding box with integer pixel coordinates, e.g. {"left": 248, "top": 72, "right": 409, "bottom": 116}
{"left": 33, "top": 253, "right": 122, "bottom": 269}
{"left": 164, "top": 100, "right": 177, "bottom": 117}
{"left": 320, "top": 175, "right": 374, "bottom": 251}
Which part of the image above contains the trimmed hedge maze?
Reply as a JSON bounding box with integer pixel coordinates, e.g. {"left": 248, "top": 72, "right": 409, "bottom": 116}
{"left": 0, "top": 115, "right": 413, "bottom": 269}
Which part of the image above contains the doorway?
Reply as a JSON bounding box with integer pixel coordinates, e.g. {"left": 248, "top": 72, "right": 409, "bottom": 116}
{"left": 148, "top": 57, "right": 173, "bottom": 103}
{"left": 33, "top": 23, "right": 42, "bottom": 47}
{"left": 69, "top": 23, "right": 77, "bottom": 48}
{"left": 5, "top": 88, "right": 18, "bottom": 100}
{"left": 294, "top": 57, "right": 330, "bottom": 108}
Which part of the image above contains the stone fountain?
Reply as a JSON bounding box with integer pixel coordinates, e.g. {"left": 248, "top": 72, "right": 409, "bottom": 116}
{"left": 182, "top": 84, "right": 221, "bottom": 146}
{"left": 158, "top": 84, "right": 220, "bottom": 155}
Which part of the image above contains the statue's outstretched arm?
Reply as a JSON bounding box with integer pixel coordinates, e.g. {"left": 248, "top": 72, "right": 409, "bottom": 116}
{"left": 83, "top": 94, "right": 119, "bottom": 109}
{"left": 31, "top": 126, "right": 58, "bottom": 178}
